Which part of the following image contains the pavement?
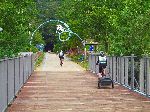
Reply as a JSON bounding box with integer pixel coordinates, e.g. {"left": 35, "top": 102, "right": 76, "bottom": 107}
{"left": 7, "top": 53, "right": 150, "bottom": 112}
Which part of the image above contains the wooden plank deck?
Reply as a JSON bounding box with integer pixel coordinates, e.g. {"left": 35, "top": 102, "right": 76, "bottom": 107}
{"left": 7, "top": 53, "right": 150, "bottom": 112}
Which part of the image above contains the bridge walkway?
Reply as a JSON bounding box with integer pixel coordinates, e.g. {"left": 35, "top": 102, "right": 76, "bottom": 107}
{"left": 7, "top": 53, "right": 150, "bottom": 112}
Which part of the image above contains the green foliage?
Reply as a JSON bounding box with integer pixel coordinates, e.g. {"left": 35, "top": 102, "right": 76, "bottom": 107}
{"left": 1, "top": 0, "right": 150, "bottom": 58}
{"left": 35, "top": 52, "right": 45, "bottom": 68}
{"left": 57, "top": 0, "right": 150, "bottom": 56}
{"left": 53, "top": 42, "right": 61, "bottom": 53}
{"left": 68, "top": 54, "right": 88, "bottom": 70}
{"left": 0, "top": 0, "right": 42, "bottom": 58}
{"left": 33, "top": 32, "right": 45, "bottom": 46}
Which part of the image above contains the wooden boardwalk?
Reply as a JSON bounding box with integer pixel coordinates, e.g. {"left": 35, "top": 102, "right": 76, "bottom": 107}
{"left": 7, "top": 53, "right": 150, "bottom": 112}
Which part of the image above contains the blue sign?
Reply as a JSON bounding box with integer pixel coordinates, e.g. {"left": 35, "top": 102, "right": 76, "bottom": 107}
{"left": 36, "top": 44, "right": 44, "bottom": 51}
{"left": 89, "top": 45, "right": 94, "bottom": 51}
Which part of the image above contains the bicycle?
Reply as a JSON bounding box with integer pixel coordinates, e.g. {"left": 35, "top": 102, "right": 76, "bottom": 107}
{"left": 60, "top": 58, "right": 63, "bottom": 66}
{"left": 58, "top": 50, "right": 64, "bottom": 66}
{"left": 59, "top": 56, "right": 64, "bottom": 66}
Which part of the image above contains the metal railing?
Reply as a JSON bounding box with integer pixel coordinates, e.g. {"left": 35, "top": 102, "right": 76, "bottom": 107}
{"left": 88, "top": 53, "right": 150, "bottom": 97}
{"left": 0, "top": 54, "right": 35, "bottom": 112}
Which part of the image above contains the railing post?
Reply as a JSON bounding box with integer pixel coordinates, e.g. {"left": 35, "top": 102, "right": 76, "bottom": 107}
{"left": 112, "top": 56, "right": 117, "bottom": 82}
{"left": 118, "top": 57, "right": 121, "bottom": 83}
{"left": 91, "top": 54, "right": 93, "bottom": 72}
{"left": 107, "top": 56, "right": 113, "bottom": 78}
{"left": 19, "top": 56, "right": 21, "bottom": 86}
{"left": 111, "top": 55, "right": 114, "bottom": 80}
{"left": 131, "top": 54, "right": 135, "bottom": 90}
{"left": 145, "top": 55, "right": 150, "bottom": 96}
{"left": 147, "top": 57, "right": 150, "bottom": 96}
{"left": 90, "top": 54, "right": 92, "bottom": 71}
{"left": 140, "top": 58, "right": 144, "bottom": 93}
{"left": 120, "top": 57, "right": 125, "bottom": 85}
{"left": 88, "top": 54, "right": 90, "bottom": 70}
{"left": 96, "top": 55, "right": 99, "bottom": 74}
{"left": 124, "top": 57, "right": 129, "bottom": 86}
{"left": 13, "top": 55, "right": 15, "bottom": 98}
{"left": 90, "top": 54, "right": 92, "bottom": 72}
{"left": 94, "top": 54, "right": 96, "bottom": 74}
{"left": 110, "top": 56, "right": 113, "bottom": 80}
{"left": 23, "top": 56, "right": 25, "bottom": 84}
{"left": 32, "top": 53, "right": 35, "bottom": 72}
{"left": 92, "top": 54, "right": 95, "bottom": 73}
{"left": 5, "top": 56, "right": 9, "bottom": 106}
{"left": 116, "top": 57, "right": 119, "bottom": 82}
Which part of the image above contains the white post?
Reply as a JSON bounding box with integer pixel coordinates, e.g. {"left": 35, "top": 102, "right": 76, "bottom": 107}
{"left": 84, "top": 47, "right": 86, "bottom": 60}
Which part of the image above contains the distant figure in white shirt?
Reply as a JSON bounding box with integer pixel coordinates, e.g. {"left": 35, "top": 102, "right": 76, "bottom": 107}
{"left": 58, "top": 50, "right": 64, "bottom": 66}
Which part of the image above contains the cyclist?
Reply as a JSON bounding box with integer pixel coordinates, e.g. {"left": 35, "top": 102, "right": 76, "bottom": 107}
{"left": 58, "top": 50, "right": 64, "bottom": 66}
{"left": 96, "top": 51, "right": 107, "bottom": 79}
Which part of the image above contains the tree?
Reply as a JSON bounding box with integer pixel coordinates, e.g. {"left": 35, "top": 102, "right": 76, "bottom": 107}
{"left": 57, "top": 0, "right": 150, "bottom": 56}
{"left": 0, "top": 0, "right": 42, "bottom": 58}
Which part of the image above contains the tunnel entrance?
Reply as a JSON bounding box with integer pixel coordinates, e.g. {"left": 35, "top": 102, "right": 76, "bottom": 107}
{"left": 42, "top": 33, "right": 55, "bottom": 52}
{"left": 44, "top": 42, "right": 54, "bottom": 52}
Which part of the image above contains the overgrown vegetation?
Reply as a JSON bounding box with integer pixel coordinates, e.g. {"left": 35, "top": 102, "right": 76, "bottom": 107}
{"left": 34, "top": 52, "right": 45, "bottom": 68}
{"left": 68, "top": 54, "right": 88, "bottom": 70}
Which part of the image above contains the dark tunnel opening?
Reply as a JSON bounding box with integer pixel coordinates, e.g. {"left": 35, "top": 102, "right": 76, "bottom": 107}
{"left": 44, "top": 42, "right": 54, "bottom": 52}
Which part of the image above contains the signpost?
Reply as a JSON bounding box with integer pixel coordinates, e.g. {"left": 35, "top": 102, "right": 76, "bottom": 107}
{"left": 84, "top": 39, "right": 99, "bottom": 59}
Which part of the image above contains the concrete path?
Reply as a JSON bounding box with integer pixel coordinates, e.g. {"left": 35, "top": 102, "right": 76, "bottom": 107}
{"left": 7, "top": 53, "right": 150, "bottom": 112}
